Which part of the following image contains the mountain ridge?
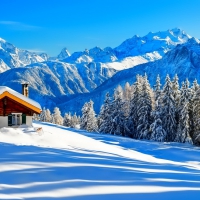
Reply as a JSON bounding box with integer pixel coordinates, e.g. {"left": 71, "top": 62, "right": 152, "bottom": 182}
{"left": 0, "top": 28, "right": 198, "bottom": 113}
{"left": 58, "top": 37, "right": 200, "bottom": 115}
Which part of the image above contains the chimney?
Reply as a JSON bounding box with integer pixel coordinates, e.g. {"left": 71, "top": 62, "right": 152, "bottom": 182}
{"left": 22, "top": 83, "right": 29, "bottom": 97}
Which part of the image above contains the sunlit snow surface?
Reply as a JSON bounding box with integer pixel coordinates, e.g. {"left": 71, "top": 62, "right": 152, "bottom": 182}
{"left": 0, "top": 122, "right": 200, "bottom": 200}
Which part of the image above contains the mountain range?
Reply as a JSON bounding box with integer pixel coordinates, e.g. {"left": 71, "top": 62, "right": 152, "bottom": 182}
{"left": 0, "top": 28, "right": 199, "bottom": 114}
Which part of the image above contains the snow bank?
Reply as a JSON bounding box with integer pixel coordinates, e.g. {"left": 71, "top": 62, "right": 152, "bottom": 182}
{"left": 1, "top": 122, "right": 200, "bottom": 200}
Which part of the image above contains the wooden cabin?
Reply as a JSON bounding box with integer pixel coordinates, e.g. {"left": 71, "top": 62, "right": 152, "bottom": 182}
{"left": 0, "top": 84, "right": 41, "bottom": 127}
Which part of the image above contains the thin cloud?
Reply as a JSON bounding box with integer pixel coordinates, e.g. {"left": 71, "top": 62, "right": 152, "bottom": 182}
{"left": 26, "top": 49, "right": 46, "bottom": 53}
{"left": 0, "top": 21, "right": 41, "bottom": 30}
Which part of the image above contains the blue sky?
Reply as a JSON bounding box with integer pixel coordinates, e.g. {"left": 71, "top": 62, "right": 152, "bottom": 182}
{"left": 0, "top": 0, "right": 200, "bottom": 56}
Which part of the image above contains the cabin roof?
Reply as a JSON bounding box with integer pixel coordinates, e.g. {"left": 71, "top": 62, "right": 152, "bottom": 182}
{"left": 0, "top": 86, "right": 41, "bottom": 114}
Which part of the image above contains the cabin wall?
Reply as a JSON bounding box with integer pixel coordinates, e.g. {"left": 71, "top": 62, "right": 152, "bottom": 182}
{"left": 26, "top": 116, "right": 33, "bottom": 126}
{"left": 0, "top": 116, "right": 33, "bottom": 127}
{"left": 0, "top": 116, "right": 8, "bottom": 127}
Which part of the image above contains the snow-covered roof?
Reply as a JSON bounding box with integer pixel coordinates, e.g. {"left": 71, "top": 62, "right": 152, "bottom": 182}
{"left": 0, "top": 86, "right": 41, "bottom": 111}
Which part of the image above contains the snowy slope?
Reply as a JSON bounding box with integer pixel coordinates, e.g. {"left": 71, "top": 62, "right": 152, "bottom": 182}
{"left": 0, "top": 122, "right": 200, "bottom": 200}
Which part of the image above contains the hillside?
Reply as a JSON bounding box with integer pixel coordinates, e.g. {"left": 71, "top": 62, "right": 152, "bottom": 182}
{"left": 0, "top": 122, "right": 200, "bottom": 199}
{"left": 61, "top": 37, "right": 200, "bottom": 114}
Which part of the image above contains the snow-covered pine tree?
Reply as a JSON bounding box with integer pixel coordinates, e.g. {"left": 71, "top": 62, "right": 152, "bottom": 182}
{"left": 191, "top": 88, "right": 200, "bottom": 145}
{"left": 172, "top": 74, "right": 180, "bottom": 107}
{"left": 51, "top": 115, "right": 55, "bottom": 124}
{"left": 81, "top": 102, "right": 89, "bottom": 130}
{"left": 123, "top": 82, "right": 132, "bottom": 117}
{"left": 98, "top": 92, "right": 112, "bottom": 134}
{"left": 151, "top": 75, "right": 166, "bottom": 142}
{"left": 137, "top": 74, "right": 153, "bottom": 140}
{"left": 71, "top": 113, "right": 79, "bottom": 128}
{"left": 80, "top": 100, "right": 98, "bottom": 132}
{"left": 154, "top": 74, "right": 162, "bottom": 102}
{"left": 191, "top": 79, "right": 199, "bottom": 93}
{"left": 189, "top": 79, "right": 199, "bottom": 138}
{"left": 176, "top": 81, "right": 193, "bottom": 144}
{"left": 160, "top": 75, "right": 177, "bottom": 142}
{"left": 63, "top": 113, "right": 72, "bottom": 127}
{"left": 46, "top": 109, "right": 52, "bottom": 122}
{"left": 172, "top": 74, "right": 180, "bottom": 125}
{"left": 52, "top": 107, "right": 63, "bottom": 125}
{"left": 129, "top": 75, "right": 142, "bottom": 138}
{"left": 40, "top": 107, "right": 47, "bottom": 122}
{"left": 33, "top": 113, "right": 40, "bottom": 121}
{"left": 109, "top": 85, "right": 126, "bottom": 136}
{"left": 150, "top": 116, "right": 166, "bottom": 142}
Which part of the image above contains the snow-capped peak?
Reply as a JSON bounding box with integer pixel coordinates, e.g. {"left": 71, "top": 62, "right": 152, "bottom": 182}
{"left": 187, "top": 37, "right": 200, "bottom": 45}
{"left": 0, "top": 37, "right": 6, "bottom": 43}
{"left": 0, "top": 37, "right": 49, "bottom": 71}
{"left": 57, "top": 47, "right": 71, "bottom": 60}
{"left": 114, "top": 28, "right": 192, "bottom": 59}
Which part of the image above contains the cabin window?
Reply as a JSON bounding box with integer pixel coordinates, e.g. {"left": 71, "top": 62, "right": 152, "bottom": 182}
{"left": 17, "top": 114, "right": 20, "bottom": 125}
{"left": 8, "top": 113, "right": 23, "bottom": 126}
{"left": 12, "top": 114, "right": 16, "bottom": 125}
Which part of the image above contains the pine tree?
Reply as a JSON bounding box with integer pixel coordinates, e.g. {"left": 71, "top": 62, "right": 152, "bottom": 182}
{"left": 176, "top": 81, "right": 193, "bottom": 144}
{"left": 150, "top": 116, "right": 166, "bottom": 142}
{"left": 98, "top": 92, "right": 112, "bottom": 133}
{"left": 40, "top": 107, "right": 47, "bottom": 122}
{"left": 191, "top": 88, "right": 200, "bottom": 145}
{"left": 160, "top": 75, "right": 177, "bottom": 142}
{"left": 51, "top": 115, "right": 55, "bottom": 124}
{"left": 151, "top": 75, "right": 166, "bottom": 142}
{"left": 71, "top": 113, "right": 79, "bottom": 128}
{"left": 109, "top": 85, "right": 126, "bottom": 136}
{"left": 172, "top": 74, "right": 180, "bottom": 107}
{"left": 189, "top": 79, "right": 199, "bottom": 138}
{"left": 129, "top": 75, "right": 142, "bottom": 138}
{"left": 63, "top": 113, "right": 72, "bottom": 127}
{"left": 80, "top": 100, "right": 98, "bottom": 132}
{"left": 137, "top": 75, "right": 153, "bottom": 140}
{"left": 123, "top": 82, "right": 132, "bottom": 117}
{"left": 53, "top": 107, "right": 63, "bottom": 125}
{"left": 191, "top": 79, "right": 199, "bottom": 93}
{"left": 33, "top": 113, "right": 40, "bottom": 121}
{"left": 172, "top": 74, "right": 180, "bottom": 124}
{"left": 154, "top": 74, "right": 162, "bottom": 102}
{"left": 46, "top": 109, "right": 52, "bottom": 122}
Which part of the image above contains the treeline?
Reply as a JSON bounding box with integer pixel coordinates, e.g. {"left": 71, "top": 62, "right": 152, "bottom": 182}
{"left": 34, "top": 107, "right": 80, "bottom": 128}
{"left": 80, "top": 74, "right": 200, "bottom": 146}
{"left": 36, "top": 74, "right": 200, "bottom": 146}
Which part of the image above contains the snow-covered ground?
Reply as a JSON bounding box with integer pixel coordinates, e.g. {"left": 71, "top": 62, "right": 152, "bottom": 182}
{"left": 0, "top": 122, "right": 200, "bottom": 200}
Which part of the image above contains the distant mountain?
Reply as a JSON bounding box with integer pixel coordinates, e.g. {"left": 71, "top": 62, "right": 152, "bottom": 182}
{"left": 59, "top": 37, "right": 200, "bottom": 115}
{"left": 0, "top": 38, "right": 48, "bottom": 72}
{"left": 114, "top": 28, "right": 191, "bottom": 59}
{"left": 57, "top": 47, "right": 71, "bottom": 60}
{"left": 0, "top": 28, "right": 191, "bottom": 73}
{"left": 0, "top": 28, "right": 197, "bottom": 114}
{"left": 0, "top": 61, "right": 116, "bottom": 108}
{"left": 61, "top": 28, "right": 191, "bottom": 66}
